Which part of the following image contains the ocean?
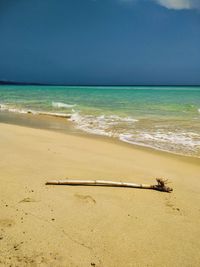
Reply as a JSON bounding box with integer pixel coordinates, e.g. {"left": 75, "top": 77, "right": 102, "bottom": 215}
{"left": 0, "top": 85, "right": 200, "bottom": 158}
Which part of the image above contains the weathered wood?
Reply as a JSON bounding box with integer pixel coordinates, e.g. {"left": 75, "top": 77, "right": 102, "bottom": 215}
{"left": 46, "top": 178, "right": 173, "bottom": 192}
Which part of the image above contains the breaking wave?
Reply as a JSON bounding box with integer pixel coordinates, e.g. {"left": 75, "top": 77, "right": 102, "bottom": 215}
{"left": 52, "top": 102, "right": 76, "bottom": 108}
{"left": 1, "top": 102, "right": 200, "bottom": 158}
{"left": 119, "top": 131, "right": 200, "bottom": 157}
{"left": 69, "top": 112, "right": 138, "bottom": 137}
{"left": 69, "top": 111, "right": 200, "bottom": 157}
{"left": 0, "top": 104, "right": 71, "bottom": 118}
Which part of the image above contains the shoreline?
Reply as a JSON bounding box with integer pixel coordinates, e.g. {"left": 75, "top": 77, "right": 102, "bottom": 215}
{"left": 1, "top": 109, "right": 200, "bottom": 162}
{"left": 1, "top": 85, "right": 200, "bottom": 159}
{"left": 1, "top": 121, "right": 200, "bottom": 266}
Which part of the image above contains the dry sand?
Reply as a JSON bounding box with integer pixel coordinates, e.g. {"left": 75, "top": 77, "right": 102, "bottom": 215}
{"left": 0, "top": 122, "right": 200, "bottom": 267}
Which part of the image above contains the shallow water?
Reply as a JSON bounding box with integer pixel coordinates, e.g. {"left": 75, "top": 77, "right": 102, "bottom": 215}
{"left": 0, "top": 85, "right": 200, "bottom": 157}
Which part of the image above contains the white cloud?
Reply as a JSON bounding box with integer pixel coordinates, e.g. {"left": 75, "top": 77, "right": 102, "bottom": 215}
{"left": 154, "top": 0, "right": 200, "bottom": 10}
{"left": 155, "top": 0, "right": 190, "bottom": 9}
{"left": 119, "top": 0, "right": 200, "bottom": 10}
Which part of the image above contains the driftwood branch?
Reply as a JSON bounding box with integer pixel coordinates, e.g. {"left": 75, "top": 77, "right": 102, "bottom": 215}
{"left": 46, "top": 178, "right": 173, "bottom": 193}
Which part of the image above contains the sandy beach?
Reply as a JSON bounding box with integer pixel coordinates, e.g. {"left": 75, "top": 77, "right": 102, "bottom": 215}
{"left": 1, "top": 122, "right": 200, "bottom": 267}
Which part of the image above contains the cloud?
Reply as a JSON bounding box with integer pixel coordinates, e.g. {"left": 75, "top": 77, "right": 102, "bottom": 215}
{"left": 154, "top": 0, "right": 200, "bottom": 10}
{"left": 119, "top": 0, "right": 200, "bottom": 10}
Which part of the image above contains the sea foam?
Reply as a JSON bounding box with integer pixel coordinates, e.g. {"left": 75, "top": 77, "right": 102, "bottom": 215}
{"left": 0, "top": 104, "right": 71, "bottom": 118}
{"left": 69, "top": 112, "right": 138, "bottom": 137}
{"left": 69, "top": 110, "right": 200, "bottom": 157}
{"left": 52, "top": 102, "right": 76, "bottom": 108}
{"left": 119, "top": 131, "right": 200, "bottom": 157}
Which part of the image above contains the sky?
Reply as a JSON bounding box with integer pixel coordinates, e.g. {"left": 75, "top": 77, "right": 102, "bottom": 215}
{"left": 0, "top": 0, "right": 200, "bottom": 85}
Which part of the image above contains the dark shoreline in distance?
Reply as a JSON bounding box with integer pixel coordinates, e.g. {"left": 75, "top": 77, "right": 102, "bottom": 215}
{"left": 0, "top": 80, "right": 200, "bottom": 87}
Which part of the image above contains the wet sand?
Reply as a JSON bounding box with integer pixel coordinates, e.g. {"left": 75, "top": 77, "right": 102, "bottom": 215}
{"left": 0, "top": 122, "right": 200, "bottom": 266}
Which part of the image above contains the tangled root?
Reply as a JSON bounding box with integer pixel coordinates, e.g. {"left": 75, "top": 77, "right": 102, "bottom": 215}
{"left": 153, "top": 178, "right": 173, "bottom": 193}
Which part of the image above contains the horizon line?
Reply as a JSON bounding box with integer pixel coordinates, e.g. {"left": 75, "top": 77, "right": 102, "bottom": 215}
{"left": 0, "top": 81, "right": 200, "bottom": 87}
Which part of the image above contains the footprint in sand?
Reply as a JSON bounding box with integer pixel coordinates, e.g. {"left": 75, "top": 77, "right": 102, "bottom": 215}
{"left": 0, "top": 219, "right": 15, "bottom": 228}
{"left": 75, "top": 194, "right": 96, "bottom": 204}
{"left": 19, "top": 197, "right": 37, "bottom": 203}
{"left": 165, "top": 199, "right": 182, "bottom": 215}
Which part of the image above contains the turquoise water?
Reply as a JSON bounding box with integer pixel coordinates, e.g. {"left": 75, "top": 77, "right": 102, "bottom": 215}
{"left": 0, "top": 85, "right": 200, "bottom": 157}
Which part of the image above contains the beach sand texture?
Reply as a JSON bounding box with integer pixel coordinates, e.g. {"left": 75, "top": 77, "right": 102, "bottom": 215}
{"left": 0, "top": 123, "right": 200, "bottom": 267}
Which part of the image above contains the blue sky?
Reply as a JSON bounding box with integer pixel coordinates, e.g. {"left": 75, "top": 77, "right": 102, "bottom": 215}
{"left": 0, "top": 0, "right": 200, "bottom": 85}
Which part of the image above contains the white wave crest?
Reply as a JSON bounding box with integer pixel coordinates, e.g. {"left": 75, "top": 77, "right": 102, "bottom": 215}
{"left": 0, "top": 104, "right": 28, "bottom": 114}
{"left": 70, "top": 112, "right": 200, "bottom": 157}
{"left": 69, "top": 112, "right": 138, "bottom": 137}
{"left": 0, "top": 104, "right": 71, "bottom": 118}
{"left": 52, "top": 102, "right": 76, "bottom": 108}
{"left": 119, "top": 131, "right": 200, "bottom": 157}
